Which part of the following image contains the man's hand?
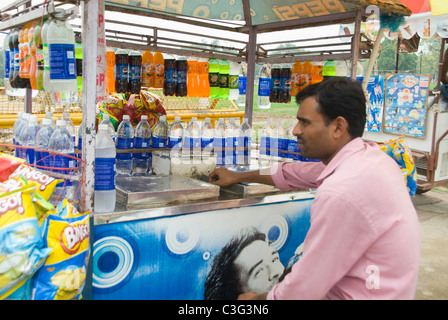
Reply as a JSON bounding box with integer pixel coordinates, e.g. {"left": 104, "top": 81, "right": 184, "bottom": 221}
{"left": 207, "top": 167, "right": 240, "bottom": 187}
{"left": 238, "top": 292, "right": 268, "bottom": 300}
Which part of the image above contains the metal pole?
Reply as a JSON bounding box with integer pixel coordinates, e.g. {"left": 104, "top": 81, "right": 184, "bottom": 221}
{"left": 245, "top": 26, "right": 257, "bottom": 126}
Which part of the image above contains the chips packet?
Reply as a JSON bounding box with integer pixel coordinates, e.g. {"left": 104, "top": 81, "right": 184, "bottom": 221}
{"left": 0, "top": 153, "right": 25, "bottom": 182}
{"left": 32, "top": 213, "right": 90, "bottom": 300}
{"left": 0, "top": 185, "right": 52, "bottom": 300}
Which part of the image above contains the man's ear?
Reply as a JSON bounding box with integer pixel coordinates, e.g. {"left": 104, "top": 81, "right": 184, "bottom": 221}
{"left": 331, "top": 116, "right": 350, "bottom": 139}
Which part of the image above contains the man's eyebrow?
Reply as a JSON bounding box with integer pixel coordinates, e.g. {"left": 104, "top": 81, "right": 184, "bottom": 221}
{"left": 296, "top": 115, "right": 310, "bottom": 123}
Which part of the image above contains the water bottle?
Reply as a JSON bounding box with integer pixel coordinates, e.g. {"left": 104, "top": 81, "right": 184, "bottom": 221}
{"left": 335, "top": 60, "right": 348, "bottom": 77}
{"left": 225, "top": 118, "right": 238, "bottom": 168}
{"left": 40, "top": 111, "right": 56, "bottom": 129}
{"left": 218, "top": 59, "right": 230, "bottom": 99}
{"left": 100, "top": 113, "right": 116, "bottom": 141}
{"left": 229, "top": 61, "right": 240, "bottom": 100}
{"left": 237, "top": 118, "right": 252, "bottom": 170}
{"left": 129, "top": 50, "right": 142, "bottom": 94}
{"left": 258, "top": 118, "right": 273, "bottom": 168}
{"left": 151, "top": 115, "right": 168, "bottom": 149}
{"left": 115, "top": 115, "right": 134, "bottom": 176}
{"left": 168, "top": 116, "right": 184, "bottom": 148}
{"left": 286, "top": 121, "right": 300, "bottom": 161}
{"left": 213, "top": 118, "right": 227, "bottom": 166}
{"left": 24, "top": 115, "right": 39, "bottom": 165}
{"left": 16, "top": 113, "right": 30, "bottom": 159}
{"left": 95, "top": 124, "right": 116, "bottom": 213}
{"left": 133, "top": 115, "right": 151, "bottom": 175}
{"left": 77, "top": 121, "right": 83, "bottom": 159}
{"left": 63, "top": 112, "right": 76, "bottom": 144}
{"left": 237, "top": 62, "right": 247, "bottom": 107}
{"left": 200, "top": 117, "right": 214, "bottom": 149}
{"left": 47, "top": 17, "right": 78, "bottom": 105}
{"left": 273, "top": 120, "right": 287, "bottom": 161}
{"left": 35, "top": 117, "right": 54, "bottom": 168}
{"left": 183, "top": 117, "right": 200, "bottom": 155}
{"left": 258, "top": 64, "right": 271, "bottom": 109}
{"left": 48, "top": 119, "right": 76, "bottom": 199}
{"left": 12, "top": 112, "right": 24, "bottom": 155}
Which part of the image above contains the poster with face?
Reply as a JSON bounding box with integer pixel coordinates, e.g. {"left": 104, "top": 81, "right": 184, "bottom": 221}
{"left": 384, "top": 74, "right": 430, "bottom": 138}
{"left": 91, "top": 196, "right": 313, "bottom": 300}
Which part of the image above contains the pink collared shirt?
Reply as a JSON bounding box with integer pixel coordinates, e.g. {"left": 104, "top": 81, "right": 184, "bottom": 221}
{"left": 267, "top": 138, "right": 420, "bottom": 300}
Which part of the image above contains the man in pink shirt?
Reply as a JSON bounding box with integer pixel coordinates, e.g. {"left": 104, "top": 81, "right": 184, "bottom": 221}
{"left": 207, "top": 78, "right": 420, "bottom": 300}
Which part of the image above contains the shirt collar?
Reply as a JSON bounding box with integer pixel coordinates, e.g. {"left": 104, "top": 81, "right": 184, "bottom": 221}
{"left": 315, "top": 137, "right": 365, "bottom": 186}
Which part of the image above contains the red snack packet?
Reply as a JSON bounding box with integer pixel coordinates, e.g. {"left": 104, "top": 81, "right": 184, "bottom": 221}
{"left": 0, "top": 153, "right": 25, "bottom": 182}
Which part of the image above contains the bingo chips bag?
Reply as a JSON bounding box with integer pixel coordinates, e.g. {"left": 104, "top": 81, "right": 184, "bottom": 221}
{"left": 0, "top": 185, "right": 52, "bottom": 300}
{"left": 379, "top": 138, "right": 418, "bottom": 196}
{"left": 33, "top": 213, "right": 89, "bottom": 300}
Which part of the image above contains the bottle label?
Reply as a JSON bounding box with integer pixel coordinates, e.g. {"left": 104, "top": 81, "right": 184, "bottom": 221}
{"left": 168, "top": 137, "right": 182, "bottom": 148}
{"left": 151, "top": 136, "right": 168, "bottom": 148}
{"left": 52, "top": 152, "right": 75, "bottom": 187}
{"left": 260, "top": 136, "right": 271, "bottom": 155}
{"left": 130, "top": 63, "right": 141, "bottom": 81}
{"left": 165, "top": 68, "right": 176, "bottom": 84}
{"left": 95, "top": 157, "right": 115, "bottom": 191}
{"left": 201, "top": 137, "right": 214, "bottom": 148}
{"left": 4, "top": 51, "right": 10, "bottom": 78}
{"left": 209, "top": 72, "right": 219, "bottom": 88}
{"left": 142, "top": 63, "right": 154, "bottom": 87}
{"left": 258, "top": 78, "right": 271, "bottom": 96}
{"left": 184, "top": 137, "right": 199, "bottom": 149}
{"left": 239, "top": 76, "right": 247, "bottom": 94}
{"left": 48, "top": 43, "right": 76, "bottom": 80}
{"left": 14, "top": 48, "right": 20, "bottom": 71}
{"left": 177, "top": 69, "right": 187, "bottom": 85}
{"left": 219, "top": 74, "right": 229, "bottom": 88}
{"left": 116, "top": 63, "right": 129, "bottom": 81}
{"left": 229, "top": 75, "right": 239, "bottom": 89}
{"left": 116, "top": 137, "right": 133, "bottom": 160}
{"left": 134, "top": 136, "right": 150, "bottom": 159}
{"left": 35, "top": 150, "right": 51, "bottom": 167}
{"left": 237, "top": 136, "right": 251, "bottom": 157}
{"left": 271, "top": 78, "right": 281, "bottom": 90}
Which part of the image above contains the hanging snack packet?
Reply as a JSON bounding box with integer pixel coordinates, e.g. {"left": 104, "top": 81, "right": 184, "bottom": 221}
{"left": 0, "top": 153, "right": 25, "bottom": 182}
{"left": 9, "top": 164, "right": 63, "bottom": 201}
{"left": 0, "top": 185, "right": 52, "bottom": 300}
{"left": 33, "top": 213, "right": 90, "bottom": 300}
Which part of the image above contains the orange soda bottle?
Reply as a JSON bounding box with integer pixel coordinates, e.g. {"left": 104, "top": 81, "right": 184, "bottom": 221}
{"left": 153, "top": 51, "right": 164, "bottom": 88}
{"left": 198, "top": 57, "right": 210, "bottom": 97}
{"left": 141, "top": 50, "right": 154, "bottom": 88}
{"left": 301, "top": 60, "right": 313, "bottom": 90}
{"left": 19, "top": 24, "right": 31, "bottom": 79}
{"left": 29, "top": 22, "right": 37, "bottom": 89}
{"left": 310, "top": 62, "right": 323, "bottom": 84}
{"left": 187, "top": 58, "right": 199, "bottom": 97}
{"left": 105, "top": 47, "right": 115, "bottom": 94}
{"left": 291, "top": 61, "right": 301, "bottom": 96}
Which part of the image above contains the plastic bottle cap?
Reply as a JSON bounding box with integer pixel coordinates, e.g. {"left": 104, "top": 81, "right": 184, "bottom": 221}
{"left": 123, "top": 115, "right": 130, "bottom": 120}
{"left": 175, "top": 116, "right": 181, "bottom": 122}
{"left": 141, "top": 115, "right": 148, "bottom": 120}
{"left": 56, "top": 120, "right": 66, "bottom": 126}
{"left": 99, "top": 124, "right": 109, "bottom": 131}
{"left": 30, "top": 115, "right": 38, "bottom": 123}
{"left": 192, "top": 117, "right": 197, "bottom": 121}
{"left": 160, "top": 115, "right": 166, "bottom": 121}
{"left": 42, "top": 118, "right": 52, "bottom": 125}
{"left": 103, "top": 114, "right": 110, "bottom": 120}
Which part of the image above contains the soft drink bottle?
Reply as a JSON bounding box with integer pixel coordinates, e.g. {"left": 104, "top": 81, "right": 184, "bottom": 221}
{"left": 133, "top": 115, "right": 152, "bottom": 175}
{"left": 301, "top": 60, "right": 312, "bottom": 91}
{"left": 19, "top": 23, "right": 31, "bottom": 81}
{"left": 48, "top": 119, "right": 76, "bottom": 199}
{"left": 291, "top": 61, "right": 301, "bottom": 97}
{"left": 24, "top": 115, "right": 39, "bottom": 165}
{"left": 41, "top": 18, "right": 52, "bottom": 92}
{"left": 213, "top": 118, "right": 227, "bottom": 166}
{"left": 3, "top": 31, "right": 13, "bottom": 95}
{"left": 237, "top": 62, "right": 247, "bottom": 107}
{"left": 269, "top": 64, "right": 281, "bottom": 103}
{"left": 29, "top": 23, "right": 37, "bottom": 90}
{"left": 115, "top": 115, "right": 134, "bottom": 176}
{"left": 105, "top": 47, "right": 115, "bottom": 94}
{"left": 198, "top": 58, "right": 210, "bottom": 98}
{"left": 95, "top": 123, "right": 117, "bottom": 213}
{"left": 200, "top": 117, "right": 214, "bottom": 148}
{"left": 11, "top": 27, "right": 27, "bottom": 89}
{"left": 225, "top": 118, "right": 238, "bottom": 168}
{"left": 176, "top": 56, "right": 188, "bottom": 97}
{"left": 208, "top": 58, "right": 219, "bottom": 98}
{"left": 163, "top": 54, "right": 176, "bottom": 96}
{"left": 310, "top": 61, "right": 324, "bottom": 85}
{"left": 153, "top": 51, "right": 164, "bottom": 88}
{"left": 218, "top": 59, "right": 230, "bottom": 99}
{"left": 187, "top": 58, "right": 199, "bottom": 97}
{"left": 129, "top": 50, "right": 142, "bottom": 94}
{"left": 336, "top": 60, "right": 348, "bottom": 77}
{"left": 258, "top": 64, "right": 271, "bottom": 109}
{"left": 323, "top": 60, "right": 336, "bottom": 78}
{"left": 168, "top": 116, "right": 184, "bottom": 149}
{"left": 229, "top": 61, "right": 239, "bottom": 100}
{"left": 115, "top": 48, "right": 129, "bottom": 93}
{"left": 34, "top": 20, "right": 44, "bottom": 91}
{"left": 75, "top": 41, "right": 82, "bottom": 94}
{"left": 258, "top": 118, "right": 273, "bottom": 167}
{"left": 279, "top": 65, "right": 292, "bottom": 103}
{"left": 237, "top": 118, "right": 251, "bottom": 170}
{"left": 47, "top": 18, "right": 78, "bottom": 105}
{"left": 35, "top": 117, "right": 54, "bottom": 167}
{"left": 141, "top": 50, "right": 154, "bottom": 88}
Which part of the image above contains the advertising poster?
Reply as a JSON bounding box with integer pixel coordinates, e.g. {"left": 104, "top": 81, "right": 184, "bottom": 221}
{"left": 92, "top": 198, "right": 313, "bottom": 300}
{"left": 363, "top": 75, "right": 385, "bottom": 132}
{"left": 384, "top": 74, "right": 430, "bottom": 138}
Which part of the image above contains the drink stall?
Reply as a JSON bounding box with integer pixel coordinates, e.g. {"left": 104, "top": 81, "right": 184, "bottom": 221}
{"left": 0, "top": 0, "right": 412, "bottom": 300}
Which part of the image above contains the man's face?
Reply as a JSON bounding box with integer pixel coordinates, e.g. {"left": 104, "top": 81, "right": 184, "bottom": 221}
{"left": 292, "top": 96, "right": 338, "bottom": 164}
{"left": 234, "top": 240, "right": 284, "bottom": 294}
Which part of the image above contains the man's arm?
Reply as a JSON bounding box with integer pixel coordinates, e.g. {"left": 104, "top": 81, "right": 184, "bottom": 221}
{"left": 207, "top": 167, "right": 275, "bottom": 187}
